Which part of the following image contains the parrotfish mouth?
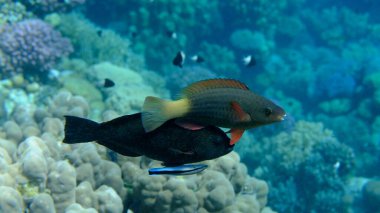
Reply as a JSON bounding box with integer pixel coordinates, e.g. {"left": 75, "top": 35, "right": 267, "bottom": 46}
{"left": 279, "top": 113, "right": 287, "bottom": 121}
{"left": 148, "top": 164, "right": 208, "bottom": 175}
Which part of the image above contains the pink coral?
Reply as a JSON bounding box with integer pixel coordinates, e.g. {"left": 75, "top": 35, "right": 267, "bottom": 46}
{"left": 0, "top": 19, "right": 73, "bottom": 75}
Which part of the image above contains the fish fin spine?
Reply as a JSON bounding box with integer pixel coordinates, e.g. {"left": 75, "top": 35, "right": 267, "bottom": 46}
{"left": 63, "top": 116, "right": 100, "bottom": 144}
{"left": 142, "top": 97, "right": 190, "bottom": 132}
{"left": 182, "top": 78, "right": 249, "bottom": 97}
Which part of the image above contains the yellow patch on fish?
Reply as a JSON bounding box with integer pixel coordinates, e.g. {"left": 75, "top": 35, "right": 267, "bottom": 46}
{"left": 142, "top": 96, "right": 190, "bottom": 132}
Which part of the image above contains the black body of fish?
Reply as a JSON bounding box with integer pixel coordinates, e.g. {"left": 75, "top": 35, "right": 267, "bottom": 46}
{"left": 63, "top": 113, "right": 234, "bottom": 166}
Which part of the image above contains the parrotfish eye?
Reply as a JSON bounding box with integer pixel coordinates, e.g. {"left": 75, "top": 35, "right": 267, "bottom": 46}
{"left": 264, "top": 107, "right": 272, "bottom": 117}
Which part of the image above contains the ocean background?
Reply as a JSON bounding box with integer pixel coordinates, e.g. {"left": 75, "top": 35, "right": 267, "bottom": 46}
{"left": 0, "top": 0, "right": 379, "bottom": 212}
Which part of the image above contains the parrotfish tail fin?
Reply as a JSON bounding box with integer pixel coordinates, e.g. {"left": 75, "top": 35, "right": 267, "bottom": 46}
{"left": 63, "top": 116, "right": 100, "bottom": 144}
{"left": 142, "top": 96, "right": 171, "bottom": 132}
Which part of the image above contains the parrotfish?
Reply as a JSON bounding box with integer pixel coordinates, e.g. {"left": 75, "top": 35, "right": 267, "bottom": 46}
{"left": 142, "top": 79, "right": 286, "bottom": 145}
{"left": 63, "top": 113, "right": 233, "bottom": 168}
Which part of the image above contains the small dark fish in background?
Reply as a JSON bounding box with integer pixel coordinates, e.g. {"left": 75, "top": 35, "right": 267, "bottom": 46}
{"left": 103, "top": 78, "right": 115, "bottom": 88}
{"left": 172, "top": 51, "right": 185, "bottom": 68}
{"left": 130, "top": 31, "right": 138, "bottom": 38}
{"left": 149, "top": 164, "right": 207, "bottom": 175}
{"left": 243, "top": 55, "right": 256, "bottom": 67}
{"left": 166, "top": 30, "right": 177, "bottom": 39}
{"left": 191, "top": 55, "right": 205, "bottom": 63}
{"left": 97, "top": 30, "right": 103, "bottom": 37}
{"left": 63, "top": 113, "right": 233, "bottom": 175}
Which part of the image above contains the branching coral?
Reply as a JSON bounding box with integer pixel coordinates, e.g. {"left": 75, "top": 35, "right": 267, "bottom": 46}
{"left": 53, "top": 13, "right": 130, "bottom": 66}
{"left": 239, "top": 121, "right": 355, "bottom": 212}
{"left": 0, "top": 0, "right": 31, "bottom": 25}
{"left": 198, "top": 42, "right": 240, "bottom": 77}
{"left": 302, "top": 7, "right": 373, "bottom": 47}
{"left": 166, "top": 65, "right": 219, "bottom": 95}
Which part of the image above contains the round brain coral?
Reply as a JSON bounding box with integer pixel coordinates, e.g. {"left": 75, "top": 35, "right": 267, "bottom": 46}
{"left": 0, "top": 19, "right": 73, "bottom": 76}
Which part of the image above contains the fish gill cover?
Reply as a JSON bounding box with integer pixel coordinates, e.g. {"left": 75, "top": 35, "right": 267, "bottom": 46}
{"left": 0, "top": 0, "right": 379, "bottom": 213}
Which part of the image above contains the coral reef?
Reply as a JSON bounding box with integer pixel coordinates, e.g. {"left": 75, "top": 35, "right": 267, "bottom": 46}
{"left": 198, "top": 42, "right": 240, "bottom": 77}
{"left": 362, "top": 180, "right": 380, "bottom": 212}
{"left": 20, "top": 0, "right": 86, "bottom": 15}
{"left": 52, "top": 13, "right": 130, "bottom": 67}
{"left": 86, "top": 62, "right": 170, "bottom": 114}
{"left": 0, "top": 0, "right": 31, "bottom": 25}
{"left": 166, "top": 65, "right": 219, "bottom": 94}
{"left": 302, "top": 7, "right": 373, "bottom": 47}
{"left": 122, "top": 152, "right": 273, "bottom": 213}
{"left": 230, "top": 29, "right": 274, "bottom": 57}
{"left": 239, "top": 121, "right": 355, "bottom": 212}
{"left": 0, "top": 19, "right": 72, "bottom": 76}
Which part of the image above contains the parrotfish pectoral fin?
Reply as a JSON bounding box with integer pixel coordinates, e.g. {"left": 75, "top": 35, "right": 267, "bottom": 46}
{"left": 230, "top": 101, "right": 251, "bottom": 122}
{"left": 229, "top": 128, "right": 245, "bottom": 145}
{"left": 148, "top": 164, "right": 208, "bottom": 175}
{"left": 175, "top": 119, "right": 205, "bottom": 130}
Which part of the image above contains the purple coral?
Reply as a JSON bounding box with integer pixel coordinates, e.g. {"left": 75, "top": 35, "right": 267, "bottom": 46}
{"left": 0, "top": 19, "right": 73, "bottom": 75}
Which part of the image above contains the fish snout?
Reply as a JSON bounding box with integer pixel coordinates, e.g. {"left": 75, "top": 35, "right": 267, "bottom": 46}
{"left": 277, "top": 113, "right": 286, "bottom": 121}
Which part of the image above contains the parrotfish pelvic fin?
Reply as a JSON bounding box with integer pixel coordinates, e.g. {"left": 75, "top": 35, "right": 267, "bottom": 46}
{"left": 230, "top": 101, "right": 251, "bottom": 122}
{"left": 175, "top": 119, "right": 205, "bottom": 130}
{"left": 229, "top": 128, "right": 245, "bottom": 145}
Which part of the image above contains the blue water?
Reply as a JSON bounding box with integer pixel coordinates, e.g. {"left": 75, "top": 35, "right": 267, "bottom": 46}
{"left": 0, "top": 1, "right": 379, "bottom": 213}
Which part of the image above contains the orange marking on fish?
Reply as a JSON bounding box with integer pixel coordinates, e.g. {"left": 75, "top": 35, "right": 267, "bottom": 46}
{"left": 229, "top": 128, "right": 245, "bottom": 145}
{"left": 231, "top": 101, "right": 251, "bottom": 122}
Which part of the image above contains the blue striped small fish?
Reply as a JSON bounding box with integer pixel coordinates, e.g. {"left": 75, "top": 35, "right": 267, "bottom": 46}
{"left": 148, "top": 164, "right": 208, "bottom": 175}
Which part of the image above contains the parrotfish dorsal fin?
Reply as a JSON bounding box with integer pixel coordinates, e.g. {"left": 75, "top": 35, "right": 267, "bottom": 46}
{"left": 181, "top": 79, "right": 249, "bottom": 97}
